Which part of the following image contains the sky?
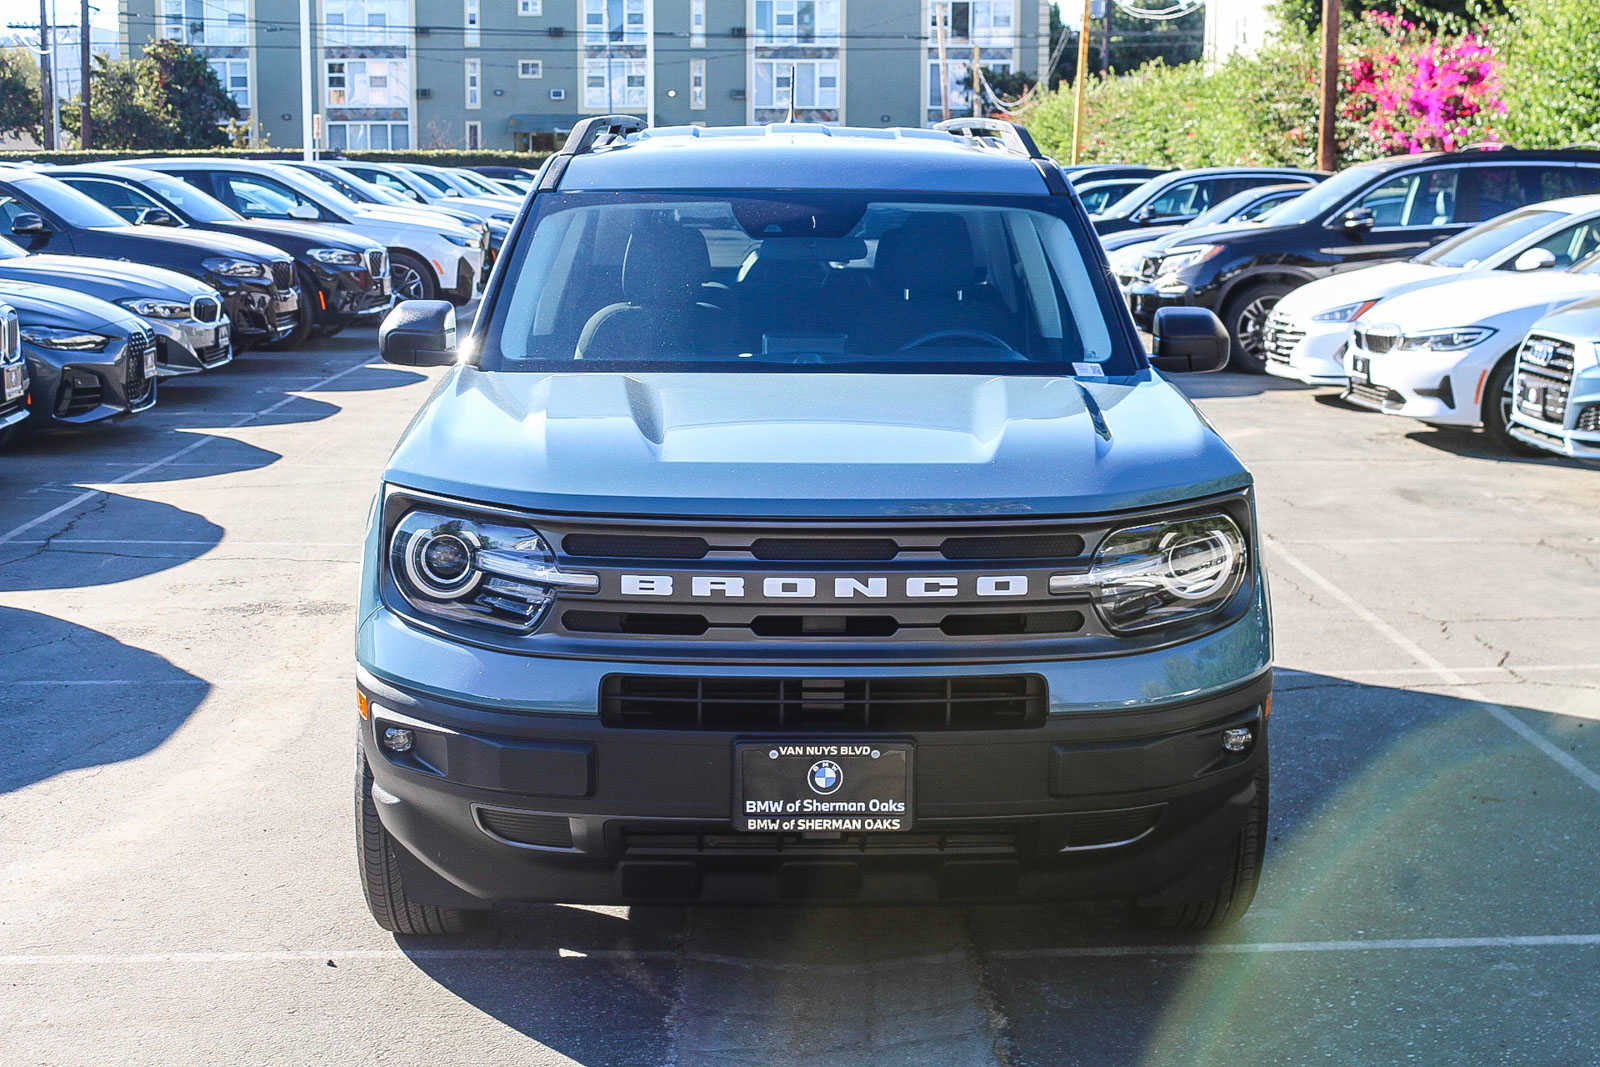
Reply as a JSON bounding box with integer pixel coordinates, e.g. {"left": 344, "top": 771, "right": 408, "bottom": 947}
{"left": 0, "top": 0, "right": 118, "bottom": 35}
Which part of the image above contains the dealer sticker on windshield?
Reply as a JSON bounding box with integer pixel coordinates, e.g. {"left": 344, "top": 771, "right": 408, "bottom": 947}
{"left": 735, "top": 741, "right": 912, "bottom": 832}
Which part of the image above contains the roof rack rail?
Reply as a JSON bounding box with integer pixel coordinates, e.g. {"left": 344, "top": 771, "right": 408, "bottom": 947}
{"left": 933, "top": 118, "right": 1045, "bottom": 161}
{"left": 540, "top": 115, "right": 647, "bottom": 191}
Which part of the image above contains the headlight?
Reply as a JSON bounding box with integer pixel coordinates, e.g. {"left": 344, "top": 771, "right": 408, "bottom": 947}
{"left": 202, "top": 257, "right": 266, "bottom": 278}
{"left": 1311, "top": 299, "right": 1378, "bottom": 324}
{"left": 308, "top": 247, "right": 362, "bottom": 266}
{"left": 21, "top": 326, "right": 110, "bottom": 351}
{"left": 1397, "top": 326, "right": 1496, "bottom": 352}
{"left": 388, "top": 507, "right": 598, "bottom": 632}
{"left": 442, "top": 230, "right": 474, "bottom": 247}
{"left": 118, "top": 297, "right": 191, "bottom": 320}
{"left": 1049, "top": 513, "right": 1248, "bottom": 633}
{"left": 1155, "top": 245, "right": 1221, "bottom": 276}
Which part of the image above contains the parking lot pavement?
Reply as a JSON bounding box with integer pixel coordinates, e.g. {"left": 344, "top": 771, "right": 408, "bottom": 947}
{"left": 1, "top": 346, "right": 1597, "bottom": 1065}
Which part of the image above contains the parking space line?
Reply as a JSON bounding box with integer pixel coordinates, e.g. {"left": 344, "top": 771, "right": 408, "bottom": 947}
{"left": 1266, "top": 536, "right": 1600, "bottom": 794}
{"left": 0, "top": 358, "right": 378, "bottom": 550}
{"left": 2, "top": 934, "right": 1599, "bottom": 968}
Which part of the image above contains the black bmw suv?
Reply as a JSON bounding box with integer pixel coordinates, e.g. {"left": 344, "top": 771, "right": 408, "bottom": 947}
{"left": 1123, "top": 147, "right": 1600, "bottom": 370}
{"left": 0, "top": 167, "right": 300, "bottom": 349}
{"left": 52, "top": 165, "right": 392, "bottom": 345}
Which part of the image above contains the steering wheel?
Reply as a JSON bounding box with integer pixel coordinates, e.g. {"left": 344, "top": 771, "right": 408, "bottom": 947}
{"left": 897, "top": 329, "right": 1020, "bottom": 355}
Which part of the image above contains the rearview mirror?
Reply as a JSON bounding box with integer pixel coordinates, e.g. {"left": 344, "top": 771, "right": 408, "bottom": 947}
{"left": 1340, "top": 207, "right": 1376, "bottom": 232}
{"left": 287, "top": 202, "right": 320, "bottom": 221}
{"left": 1150, "top": 307, "right": 1229, "bottom": 373}
{"left": 10, "top": 212, "right": 47, "bottom": 236}
{"left": 379, "top": 300, "right": 460, "bottom": 367}
{"left": 1512, "top": 247, "right": 1557, "bottom": 272}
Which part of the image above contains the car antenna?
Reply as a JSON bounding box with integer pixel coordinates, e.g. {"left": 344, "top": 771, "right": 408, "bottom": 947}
{"left": 785, "top": 64, "right": 798, "bottom": 124}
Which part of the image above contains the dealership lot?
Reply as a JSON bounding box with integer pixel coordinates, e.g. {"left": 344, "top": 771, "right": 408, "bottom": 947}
{"left": 1, "top": 337, "right": 1597, "bottom": 1065}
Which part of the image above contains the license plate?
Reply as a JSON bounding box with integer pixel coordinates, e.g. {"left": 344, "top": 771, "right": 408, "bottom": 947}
{"left": 143, "top": 347, "right": 157, "bottom": 379}
{"left": 216, "top": 324, "right": 230, "bottom": 348}
{"left": 1352, "top": 355, "right": 1373, "bottom": 384}
{"left": 380, "top": 274, "right": 391, "bottom": 295}
{"left": 1519, "top": 383, "right": 1543, "bottom": 416}
{"left": 735, "top": 741, "right": 912, "bottom": 833}
{"left": 2, "top": 363, "right": 21, "bottom": 402}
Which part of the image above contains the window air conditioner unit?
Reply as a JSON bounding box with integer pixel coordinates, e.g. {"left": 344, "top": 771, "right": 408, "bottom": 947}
{"left": 417, "top": 87, "right": 432, "bottom": 99}
{"left": 547, "top": 26, "right": 565, "bottom": 37}
{"left": 549, "top": 88, "right": 567, "bottom": 100}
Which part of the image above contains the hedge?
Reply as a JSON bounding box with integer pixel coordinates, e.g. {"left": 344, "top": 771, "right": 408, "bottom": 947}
{"left": 0, "top": 147, "right": 551, "bottom": 168}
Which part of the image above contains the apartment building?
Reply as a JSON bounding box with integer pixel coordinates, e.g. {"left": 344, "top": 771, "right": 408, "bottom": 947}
{"left": 117, "top": 1, "right": 1049, "bottom": 151}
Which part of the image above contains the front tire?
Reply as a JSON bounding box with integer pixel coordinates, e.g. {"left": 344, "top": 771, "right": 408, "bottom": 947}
{"left": 389, "top": 251, "right": 438, "bottom": 302}
{"left": 1481, "top": 357, "right": 1543, "bottom": 455}
{"left": 356, "top": 749, "right": 485, "bottom": 935}
{"left": 1223, "top": 282, "right": 1292, "bottom": 374}
{"left": 1133, "top": 766, "right": 1267, "bottom": 931}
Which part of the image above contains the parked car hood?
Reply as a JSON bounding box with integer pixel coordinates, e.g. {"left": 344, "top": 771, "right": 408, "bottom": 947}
{"left": 0, "top": 279, "right": 144, "bottom": 333}
{"left": 1274, "top": 261, "right": 1457, "bottom": 317}
{"left": 1100, "top": 225, "right": 1183, "bottom": 252}
{"left": 353, "top": 204, "right": 477, "bottom": 236}
{"left": 1363, "top": 270, "right": 1600, "bottom": 331}
{"left": 385, "top": 371, "right": 1251, "bottom": 519}
{"left": 88, "top": 224, "right": 289, "bottom": 261}
{"left": 214, "top": 217, "right": 383, "bottom": 251}
{"left": 0, "top": 255, "right": 213, "bottom": 303}
{"left": 1522, "top": 294, "right": 1600, "bottom": 337}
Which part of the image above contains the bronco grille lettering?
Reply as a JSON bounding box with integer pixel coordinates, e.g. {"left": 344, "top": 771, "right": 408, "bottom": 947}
{"left": 617, "top": 574, "right": 1030, "bottom": 599}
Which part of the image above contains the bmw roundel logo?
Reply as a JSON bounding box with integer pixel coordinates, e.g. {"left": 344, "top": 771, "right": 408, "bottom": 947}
{"left": 808, "top": 759, "right": 843, "bottom": 796}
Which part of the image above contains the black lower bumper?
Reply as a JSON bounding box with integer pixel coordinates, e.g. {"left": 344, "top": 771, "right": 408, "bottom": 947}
{"left": 358, "top": 670, "right": 1271, "bottom": 907}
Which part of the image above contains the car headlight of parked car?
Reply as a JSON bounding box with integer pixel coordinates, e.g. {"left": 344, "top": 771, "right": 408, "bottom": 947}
{"left": 388, "top": 506, "right": 598, "bottom": 633}
{"left": 1154, "top": 245, "right": 1222, "bottom": 277}
{"left": 308, "top": 247, "right": 362, "bottom": 266}
{"left": 1396, "top": 326, "right": 1496, "bottom": 352}
{"left": 202, "top": 257, "right": 266, "bottom": 278}
{"left": 119, "top": 297, "right": 192, "bottom": 320}
{"left": 1311, "top": 299, "right": 1379, "bottom": 323}
{"left": 1050, "top": 513, "right": 1248, "bottom": 633}
{"left": 20, "top": 325, "right": 110, "bottom": 351}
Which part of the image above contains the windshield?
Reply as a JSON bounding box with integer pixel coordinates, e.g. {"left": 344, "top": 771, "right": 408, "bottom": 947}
{"left": 1098, "top": 175, "right": 1169, "bottom": 219}
{"left": 1416, "top": 208, "right": 1564, "bottom": 268}
{"left": 269, "top": 168, "right": 361, "bottom": 216}
{"left": 298, "top": 165, "right": 377, "bottom": 203}
{"left": 480, "top": 191, "right": 1133, "bottom": 376}
{"left": 404, "top": 167, "right": 454, "bottom": 195}
{"left": 140, "top": 172, "right": 240, "bottom": 224}
{"left": 1258, "top": 165, "right": 1391, "bottom": 226}
{"left": 17, "top": 175, "right": 129, "bottom": 228}
{"left": 454, "top": 170, "right": 503, "bottom": 196}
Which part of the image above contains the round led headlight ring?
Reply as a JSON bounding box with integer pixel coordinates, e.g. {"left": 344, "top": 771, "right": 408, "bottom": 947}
{"left": 403, "top": 527, "right": 481, "bottom": 599}
{"left": 1159, "top": 528, "right": 1241, "bottom": 601}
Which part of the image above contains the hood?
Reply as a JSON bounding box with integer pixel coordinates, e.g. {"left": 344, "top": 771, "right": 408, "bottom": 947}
{"left": 1144, "top": 223, "right": 1264, "bottom": 256}
{"left": 0, "top": 255, "right": 212, "bottom": 304}
{"left": 217, "top": 218, "right": 383, "bottom": 251}
{"left": 1100, "top": 225, "right": 1181, "bottom": 251}
{"left": 1365, "top": 270, "right": 1600, "bottom": 331}
{"left": 385, "top": 372, "right": 1251, "bottom": 519}
{"left": 90, "top": 224, "right": 288, "bottom": 263}
{"left": 0, "top": 279, "right": 143, "bottom": 333}
{"left": 353, "top": 204, "right": 476, "bottom": 236}
{"left": 1523, "top": 294, "right": 1600, "bottom": 338}
{"left": 1275, "top": 261, "right": 1455, "bottom": 317}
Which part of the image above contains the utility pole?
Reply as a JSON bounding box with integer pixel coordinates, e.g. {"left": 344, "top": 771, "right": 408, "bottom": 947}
{"left": 970, "top": 41, "right": 981, "bottom": 117}
{"left": 644, "top": 0, "right": 655, "bottom": 126}
{"left": 1070, "top": 0, "right": 1092, "bottom": 164}
{"left": 78, "top": 0, "right": 90, "bottom": 148}
{"left": 300, "top": 0, "right": 314, "bottom": 159}
{"left": 38, "top": 0, "right": 55, "bottom": 150}
{"left": 935, "top": 4, "right": 950, "bottom": 122}
{"left": 1317, "top": 0, "right": 1339, "bottom": 170}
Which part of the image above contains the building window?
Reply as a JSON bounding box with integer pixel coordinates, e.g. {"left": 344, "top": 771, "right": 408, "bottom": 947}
{"left": 158, "top": 0, "right": 247, "bottom": 46}
{"left": 583, "top": 57, "right": 647, "bottom": 109}
{"left": 689, "top": 57, "right": 705, "bottom": 110}
{"left": 518, "top": 0, "right": 542, "bottom": 12}
{"left": 325, "top": 58, "right": 410, "bottom": 108}
{"left": 323, "top": 0, "right": 408, "bottom": 47}
{"left": 927, "top": 58, "right": 1010, "bottom": 111}
{"left": 929, "top": 1, "right": 1015, "bottom": 45}
{"left": 326, "top": 121, "right": 411, "bottom": 150}
{"left": 754, "top": 0, "right": 839, "bottom": 45}
{"left": 465, "top": 58, "right": 482, "bottom": 109}
{"left": 210, "top": 57, "right": 251, "bottom": 108}
{"left": 465, "top": 120, "right": 482, "bottom": 149}
{"left": 518, "top": 59, "right": 543, "bottom": 79}
{"left": 753, "top": 59, "right": 839, "bottom": 110}
{"left": 584, "top": 0, "right": 647, "bottom": 46}
{"left": 464, "top": 0, "right": 480, "bottom": 46}
{"left": 690, "top": 0, "right": 705, "bottom": 46}
{"left": 157, "top": 0, "right": 190, "bottom": 43}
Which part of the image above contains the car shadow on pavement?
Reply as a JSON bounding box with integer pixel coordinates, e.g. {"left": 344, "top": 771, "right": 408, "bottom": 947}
{"left": 1401, "top": 425, "right": 1592, "bottom": 466}
{"left": 0, "top": 604, "right": 210, "bottom": 795}
{"left": 393, "top": 669, "right": 1600, "bottom": 1066}
{"left": 0, "top": 491, "right": 223, "bottom": 593}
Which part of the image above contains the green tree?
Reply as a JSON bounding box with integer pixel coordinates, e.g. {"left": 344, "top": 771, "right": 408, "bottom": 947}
{"left": 60, "top": 39, "right": 239, "bottom": 150}
{"left": 1496, "top": 0, "right": 1600, "bottom": 147}
{"left": 0, "top": 47, "right": 42, "bottom": 142}
{"left": 1273, "top": 0, "right": 1508, "bottom": 32}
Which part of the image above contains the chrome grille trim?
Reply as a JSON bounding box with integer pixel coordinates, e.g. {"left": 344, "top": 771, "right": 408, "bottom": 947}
{"left": 191, "top": 295, "right": 221, "bottom": 323}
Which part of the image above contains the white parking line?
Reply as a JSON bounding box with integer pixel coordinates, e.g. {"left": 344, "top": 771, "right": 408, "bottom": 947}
{"left": 1266, "top": 536, "right": 1600, "bottom": 794}
{"left": 0, "top": 357, "right": 378, "bottom": 549}
{"left": 2, "top": 933, "right": 1598, "bottom": 968}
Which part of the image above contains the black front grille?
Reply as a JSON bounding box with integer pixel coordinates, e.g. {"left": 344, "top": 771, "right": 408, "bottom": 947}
{"left": 192, "top": 296, "right": 221, "bottom": 323}
{"left": 564, "top": 533, "right": 710, "bottom": 559}
{"left": 125, "top": 329, "right": 154, "bottom": 408}
{"left": 1353, "top": 328, "right": 1399, "bottom": 355}
{"left": 600, "top": 674, "right": 1048, "bottom": 731}
{"left": 197, "top": 342, "right": 230, "bottom": 368}
{"left": 1345, "top": 381, "right": 1402, "bottom": 409}
{"left": 477, "top": 808, "right": 575, "bottom": 849}
{"left": 1516, "top": 334, "right": 1576, "bottom": 424}
{"left": 58, "top": 370, "right": 103, "bottom": 417}
{"left": 1577, "top": 404, "right": 1600, "bottom": 433}
{"left": 366, "top": 250, "right": 387, "bottom": 279}
{"left": 270, "top": 261, "right": 294, "bottom": 290}
{"left": 563, "top": 531, "right": 1086, "bottom": 563}
{"left": 623, "top": 826, "right": 1022, "bottom": 857}
{"left": 1263, "top": 311, "right": 1305, "bottom": 363}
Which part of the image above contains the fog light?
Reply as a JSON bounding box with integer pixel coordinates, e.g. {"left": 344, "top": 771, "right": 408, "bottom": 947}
{"left": 1222, "top": 727, "right": 1253, "bottom": 753}
{"left": 381, "top": 727, "right": 414, "bottom": 753}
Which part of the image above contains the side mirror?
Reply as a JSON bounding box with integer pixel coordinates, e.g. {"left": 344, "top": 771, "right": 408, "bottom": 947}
{"left": 1513, "top": 247, "right": 1557, "bottom": 272}
{"left": 10, "top": 212, "right": 48, "bottom": 236}
{"left": 1340, "top": 207, "right": 1376, "bottom": 232}
{"left": 379, "top": 300, "right": 459, "bottom": 367}
{"left": 1150, "top": 307, "right": 1230, "bottom": 374}
{"left": 138, "top": 208, "right": 178, "bottom": 227}
{"left": 287, "top": 202, "right": 320, "bottom": 221}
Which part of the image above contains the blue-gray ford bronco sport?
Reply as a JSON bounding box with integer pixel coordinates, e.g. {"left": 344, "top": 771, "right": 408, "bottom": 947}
{"left": 358, "top": 118, "right": 1272, "bottom": 934}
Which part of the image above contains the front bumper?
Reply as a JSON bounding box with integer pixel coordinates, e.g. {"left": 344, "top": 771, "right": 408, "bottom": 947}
{"left": 1124, "top": 282, "right": 1194, "bottom": 331}
{"left": 21, "top": 332, "right": 155, "bottom": 428}
{"left": 1341, "top": 343, "right": 1486, "bottom": 426}
{"left": 1509, "top": 370, "right": 1600, "bottom": 459}
{"left": 1264, "top": 316, "right": 1350, "bottom": 385}
{"left": 146, "top": 315, "right": 232, "bottom": 377}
